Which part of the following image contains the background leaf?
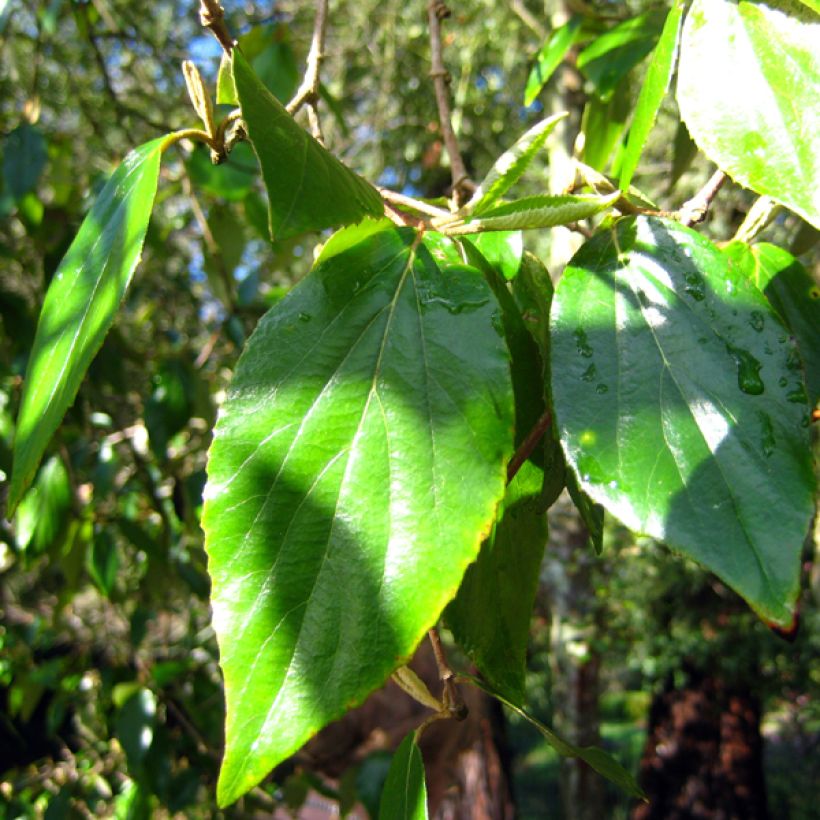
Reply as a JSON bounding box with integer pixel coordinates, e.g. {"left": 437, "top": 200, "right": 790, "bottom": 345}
{"left": 378, "top": 733, "right": 428, "bottom": 820}
{"left": 524, "top": 16, "right": 583, "bottom": 107}
{"left": 550, "top": 216, "right": 814, "bottom": 628}
{"left": 203, "top": 222, "right": 514, "bottom": 805}
{"left": 8, "top": 137, "right": 164, "bottom": 514}
{"left": 676, "top": 0, "right": 820, "bottom": 227}
{"left": 2, "top": 123, "right": 48, "bottom": 201}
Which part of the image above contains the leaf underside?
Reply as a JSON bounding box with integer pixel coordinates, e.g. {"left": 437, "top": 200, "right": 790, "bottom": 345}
{"left": 203, "top": 221, "right": 514, "bottom": 805}
{"left": 550, "top": 216, "right": 814, "bottom": 627}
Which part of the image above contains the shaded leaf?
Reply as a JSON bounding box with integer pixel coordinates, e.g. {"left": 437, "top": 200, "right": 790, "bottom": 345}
{"left": 378, "top": 733, "right": 428, "bottom": 820}
{"left": 669, "top": 120, "right": 698, "bottom": 189}
{"left": 88, "top": 530, "right": 119, "bottom": 598}
{"left": 203, "top": 221, "right": 514, "bottom": 805}
{"left": 581, "top": 78, "right": 633, "bottom": 172}
{"left": 550, "top": 216, "right": 814, "bottom": 628}
{"left": 2, "top": 124, "right": 48, "bottom": 201}
{"left": 116, "top": 689, "right": 157, "bottom": 774}
{"left": 186, "top": 142, "right": 257, "bottom": 202}
{"left": 232, "top": 50, "right": 383, "bottom": 241}
{"left": 524, "top": 16, "right": 583, "bottom": 107}
{"left": 13, "top": 455, "right": 71, "bottom": 558}
{"left": 677, "top": 0, "right": 820, "bottom": 228}
{"left": 9, "top": 138, "right": 164, "bottom": 513}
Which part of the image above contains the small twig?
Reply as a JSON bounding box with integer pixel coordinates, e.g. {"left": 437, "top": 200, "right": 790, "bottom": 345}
{"left": 378, "top": 188, "right": 451, "bottom": 219}
{"left": 678, "top": 169, "right": 727, "bottom": 227}
{"left": 510, "top": 0, "right": 547, "bottom": 40}
{"left": 198, "top": 0, "right": 235, "bottom": 54}
{"left": 427, "top": 0, "right": 473, "bottom": 205}
{"left": 428, "top": 628, "right": 467, "bottom": 721}
{"left": 507, "top": 410, "right": 552, "bottom": 482}
{"left": 286, "top": 0, "right": 329, "bottom": 142}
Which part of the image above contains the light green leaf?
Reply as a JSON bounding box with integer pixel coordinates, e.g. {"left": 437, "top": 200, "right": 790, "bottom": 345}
{"left": 203, "top": 222, "right": 514, "bottom": 806}
{"left": 619, "top": 0, "right": 686, "bottom": 191}
{"left": 3, "top": 124, "right": 48, "bottom": 201}
{"left": 13, "top": 455, "right": 71, "bottom": 558}
{"left": 378, "top": 733, "right": 428, "bottom": 820}
{"left": 472, "top": 231, "right": 523, "bottom": 280}
{"left": 446, "top": 193, "right": 619, "bottom": 235}
{"left": 8, "top": 138, "right": 164, "bottom": 514}
{"left": 232, "top": 50, "right": 383, "bottom": 241}
{"left": 463, "top": 674, "right": 646, "bottom": 800}
{"left": 466, "top": 113, "right": 568, "bottom": 216}
{"left": 577, "top": 9, "right": 666, "bottom": 101}
{"left": 581, "top": 78, "right": 633, "bottom": 172}
{"left": 723, "top": 241, "right": 820, "bottom": 404}
{"left": 677, "top": 0, "right": 820, "bottom": 228}
{"left": 550, "top": 216, "right": 814, "bottom": 628}
{"left": 524, "top": 16, "right": 583, "bottom": 107}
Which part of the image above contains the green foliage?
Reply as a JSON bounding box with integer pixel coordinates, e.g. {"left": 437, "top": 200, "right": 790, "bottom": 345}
{"left": 378, "top": 733, "right": 428, "bottom": 820}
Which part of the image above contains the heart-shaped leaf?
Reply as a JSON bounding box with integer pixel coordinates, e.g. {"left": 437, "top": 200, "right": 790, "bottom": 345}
{"left": 550, "top": 216, "right": 814, "bottom": 628}
{"left": 203, "top": 221, "right": 514, "bottom": 805}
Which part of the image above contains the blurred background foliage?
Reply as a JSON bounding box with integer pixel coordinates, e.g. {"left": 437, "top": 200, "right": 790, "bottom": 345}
{"left": 0, "top": 0, "right": 817, "bottom": 816}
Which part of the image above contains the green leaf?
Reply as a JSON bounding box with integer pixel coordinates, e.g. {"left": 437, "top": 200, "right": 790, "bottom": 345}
{"left": 3, "top": 124, "right": 48, "bottom": 201}
{"left": 619, "top": 0, "right": 686, "bottom": 191}
{"left": 463, "top": 674, "right": 646, "bottom": 800}
{"left": 676, "top": 0, "right": 820, "bottom": 228}
{"left": 448, "top": 460, "right": 547, "bottom": 705}
{"left": 669, "top": 120, "right": 698, "bottom": 189}
{"left": 116, "top": 688, "right": 157, "bottom": 774}
{"left": 577, "top": 9, "right": 665, "bottom": 101}
{"left": 447, "top": 193, "right": 619, "bottom": 235}
{"left": 581, "top": 78, "right": 633, "bottom": 172}
{"left": 88, "top": 530, "right": 119, "bottom": 598}
{"left": 466, "top": 114, "right": 568, "bottom": 216}
{"left": 8, "top": 138, "right": 164, "bottom": 514}
{"left": 13, "top": 455, "right": 71, "bottom": 558}
{"left": 203, "top": 221, "right": 514, "bottom": 805}
{"left": 524, "top": 16, "right": 583, "bottom": 107}
{"left": 550, "top": 216, "right": 815, "bottom": 628}
{"left": 566, "top": 471, "right": 604, "bottom": 554}
{"left": 471, "top": 231, "right": 523, "bottom": 280}
{"left": 232, "top": 50, "right": 383, "bottom": 241}
{"left": 378, "top": 734, "right": 428, "bottom": 820}
{"left": 723, "top": 241, "right": 820, "bottom": 404}
{"left": 186, "top": 142, "right": 258, "bottom": 202}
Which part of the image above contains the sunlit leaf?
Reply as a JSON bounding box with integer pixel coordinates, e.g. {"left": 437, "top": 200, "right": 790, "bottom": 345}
{"left": 524, "top": 16, "right": 583, "bottom": 107}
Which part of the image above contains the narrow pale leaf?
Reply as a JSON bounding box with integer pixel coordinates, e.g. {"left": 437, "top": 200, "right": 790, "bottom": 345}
{"left": 619, "top": 0, "right": 686, "bottom": 190}
{"left": 550, "top": 217, "right": 814, "bottom": 628}
{"left": 378, "top": 734, "right": 428, "bottom": 820}
{"left": 232, "top": 50, "right": 383, "bottom": 240}
{"left": 466, "top": 113, "right": 568, "bottom": 216}
{"left": 203, "top": 222, "right": 514, "bottom": 805}
{"left": 8, "top": 138, "right": 164, "bottom": 513}
{"left": 524, "top": 17, "right": 583, "bottom": 106}
{"left": 677, "top": 0, "right": 820, "bottom": 227}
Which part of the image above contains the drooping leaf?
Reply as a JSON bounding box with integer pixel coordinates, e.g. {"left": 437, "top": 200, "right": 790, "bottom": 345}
{"left": 8, "top": 137, "right": 164, "bottom": 514}
{"left": 723, "top": 241, "right": 820, "bottom": 404}
{"left": 446, "top": 193, "right": 619, "bottom": 235}
{"left": 619, "top": 0, "right": 686, "bottom": 191}
{"left": 577, "top": 9, "right": 666, "bottom": 101}
{"left": 465, "top": 113, "right": 568, "bottom": 216}
{"left": 463, "top": 674, "right": 646, "bottom": 800}
{"left": 550, "top": 216, "right": 815, "bottom": 628}
{"left": 231, "top": 50, "right": 383, "bottom": 241}
{"left": 203, "top": 221, "right": 514, "bottom": 805}
{"left": 524, "top": 16, "right": 583, "bottom": 107}
{"left": 378, "top": 733, "right": 428, "bottom": 820}
{"left": 676, "top": 0, "right": 820, "bottom": 228}
{"left": 472, "top": 231, "right": 523, "bottom": 280}
{"left": 3, "top": 123, "right": 48, "bottom": 201}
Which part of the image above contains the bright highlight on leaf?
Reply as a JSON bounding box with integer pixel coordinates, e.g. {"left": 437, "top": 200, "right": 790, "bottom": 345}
{"left": 378, "top": 733, "right": 429, "bottom": 820}
{"left": 8, "top": 137, "right": 164, "bottom": 514}
{"left": 203, "top": 221, "right": 514, "bottom": 806}
{"left": 550, "top": 216, "right": 815, "bottom": 628}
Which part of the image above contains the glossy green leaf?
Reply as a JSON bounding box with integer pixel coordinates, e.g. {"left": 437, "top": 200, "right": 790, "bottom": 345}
{"left": 723, "top": 241, "right": 820, "bottom": 404}
{"left": 8, "top": 138, "right": 164, "bottom": 514}
{"left": 677, "top": 0, "right": 820, "bottom": 228}
{"left": 203, "top": 221, "right": 514, "bottom": 805}
{"left": 619, "top": 0, "right": 686, "bottom": 191}
{"left": 13, "top": 455, "right": 71, "bottom": 558}
{"left": 581, "top": 78, "right": 633, "bottom": 172}
{"left": 446, "top": 193, "right": 619, "bottom": 235}
{"left": 3, "top": 124, "right": 48, "bottom": 201}
{"left": 577, "top": 10, "right": 665, "bottom": 101}
{"left": 378, "top": 733, "right": 428, "bottom": 820}
{"left": 472, "top": 231, "right": 523, "bottom": 280}
{"left": 524, "top": 16, "right": 583, "bottom": 107}
{"left": 550, "top": 216, "right": 814, "bottom": 628}
{"left": 465, "top": 113, "right": 568, "bottom": 216}
{"left": 232, "top": 50, "right": 383, "bottom": 241}
{"left": 463, "top": 674, "right": 646, "bottom": 800}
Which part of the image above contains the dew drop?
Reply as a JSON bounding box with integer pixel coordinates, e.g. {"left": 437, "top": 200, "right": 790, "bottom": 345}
{"left": 759, "top": 413, "right": 775, "bottom": 457}
{"left": 778, "top": 377, "right": 788, "bottom": 388}
{"left": 298, "top": 312, "right": 312, "bottom": 322}
{"left": 595, "top": 383, "right": 609, "bottom": 394}
{"left": 749, "top": 311, "right": 765, "bottom": 332}
{"left": 574, "top": 327, "right": 594, "bottom": 358}
{"left": 726, "top": 344, "right": 764, "bottom": 395}
{"left": 581, "top": 363, "right": 597, "bottom": 382}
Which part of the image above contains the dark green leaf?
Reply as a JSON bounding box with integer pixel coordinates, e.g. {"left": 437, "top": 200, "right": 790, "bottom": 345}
{"left": 463, "top": 674, "right": 646, "bottom": 800}
{"left": 524, "top": 16, "right": 583, "bottom": 106}
{"left": 619, "top": 0, "right": 686, "bottom": 191}
{"left": 550, "top": 216, "right": 815, "bottom": 628}
{"left": 116, "top": 688, "right": 157, "bottom": 774}
{"left": 669, "top": 120, "right": 698, "bottom": 189}
{"left": 3, "top": 124, "right": 48, "bottom": 201}
{"left": 723, "top": 241, "right": 820, "bottom": 404}
{"left": 378, "top": 733, "right": 428, "bottom": 820}
{"left": 577, "top": 10, "right": 665, "bottom": 101}
{"left": 88, "top": 530, "right": 119, "bottom": 598}
{"left": 8, "top": 138, "right": 164, "bottom": 513}
{"left": 566, "top": 471, "right": 604, "bottom": 554}
{"left": 203, "top": 221, "right": 514, "bottom": 805}
{"left": 186, "top": 142, "right": 257, "bottom": 202}
{"left": 677, "top": 0, "right": 820, "bottom": 228}
{"left": 232, "top": 50, "right": 383, "bottom": 240}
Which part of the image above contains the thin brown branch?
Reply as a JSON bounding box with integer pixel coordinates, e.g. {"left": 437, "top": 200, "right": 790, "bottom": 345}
{"left": 198, "top": 0, "right": 235, "bottom": 54}
{"left": 427, "top": 0, "right": 472, "bottom": 205}
{"left": 286, "top": 0, "right": 329, "bottom": 141}
{"left": 678, "top": 169, "right": 728, "bottom": 227}
{"left": 428, "top": 628, "right": 467, "bottom": 721}
{"left": 507, "top": 410, "right": 552, "bottom": 482}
